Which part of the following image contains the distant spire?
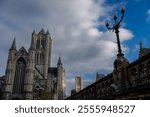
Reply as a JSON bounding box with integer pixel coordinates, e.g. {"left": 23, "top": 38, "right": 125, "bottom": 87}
{"left": 96, "top": 72, "right": 98, "bottom": 76}
{"left": 140, "top": 41, "right": 142, "bottom": 50}
{"left": 57, "top": 57, "right": 62, "bottom": 65}
{"left": 46, "top": 30, "right": 50, "bottom": 35}
{"left": 10, "top": 37, "right": 16, "bottom": 50}
{"left": 39, "top": 28, "right": 45, "bottom": 34}
{"left": 32, "top": 30, "right": 36, "bottom": 35}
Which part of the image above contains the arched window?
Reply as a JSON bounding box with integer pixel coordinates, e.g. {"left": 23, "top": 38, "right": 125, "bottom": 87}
{"left": 36, "top": 53, "right": 39, "bottom": 64}
{"left": 35, "top": 53, "right": 37, "bottom": 64}
{"left": 139, "top": 64, "right": 146, "bottom": 78}
{"left": 105, "top": 81, "right": 109, "bottom": 87}
{"left": 41, "top": 39, "right": 45, "bottom": 49}
{"left": 39, "top": 54, "right": 44, "bottom": 64}
{"left": 42, "top": 54, "right": 44, "bottom": 63}
{"left": 40, "top": 54, "right": 42, "bottom": 63}
{"left": 130, "top": 68, "right": 138, "bottom": 80}
{"left": 130, "top": 68, "right": 138, "bottom": 87}
{"left": 13, "top": 58, "right": 26, "bottom": 94}
{"left": 36, "top": 39, "right": 40, "bottom": 49}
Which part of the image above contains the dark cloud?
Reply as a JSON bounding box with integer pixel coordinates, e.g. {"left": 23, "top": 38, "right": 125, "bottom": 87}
{"left": 8, "top": 1, "right": 46, "bottom": 18}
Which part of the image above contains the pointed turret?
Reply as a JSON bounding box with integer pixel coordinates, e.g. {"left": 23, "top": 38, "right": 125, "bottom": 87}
{"left": 57, "top": 56, "right": 64, "bottom": 99}
{"left": 10, "top": 38, "right": 16, "bottom": 50}
{"left": 57, "top": 57, "right": 62, "bottom": 65}
{"left": 32, "top": 30, "right": 36, "bottom": 35}
{"left": 46, "top": 30, "right": 50, "bottom": 35}
{"left": 39, "top": 29, "right": 45, "bottom": 34}
{"left": 29, "top": 39, "right": 35, "bottom": 50}
{"left": 30, "top": 30, "right": 36, "bottom": 50}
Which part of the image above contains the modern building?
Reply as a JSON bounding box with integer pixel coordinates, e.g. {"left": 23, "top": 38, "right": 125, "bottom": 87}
{"left": 0, "top": 29, "right": 66, "bottom": 100}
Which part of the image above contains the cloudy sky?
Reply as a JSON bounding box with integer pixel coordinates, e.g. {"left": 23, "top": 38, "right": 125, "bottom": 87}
{"left": 0, "top": 0, "right": 150, "bottom": 95}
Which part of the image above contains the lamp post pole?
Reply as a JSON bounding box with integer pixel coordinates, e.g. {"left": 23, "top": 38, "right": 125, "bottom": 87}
{"left": 106, "top": 7, "right": 125, "bottom": 57}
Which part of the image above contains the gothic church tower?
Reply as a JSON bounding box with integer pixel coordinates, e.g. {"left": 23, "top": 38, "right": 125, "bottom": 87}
{"left": 32, "top": 29, "right": 52, "bottom": 79}
{"left": 3, "top": 29, "right": 66, "bottom": 100}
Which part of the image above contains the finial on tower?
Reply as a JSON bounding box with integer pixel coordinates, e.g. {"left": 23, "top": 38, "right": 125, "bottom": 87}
{"left": 57, "top": 57, "right": 62, "bottom": 65}
{"left": 10, "top": 37, "right": 16, "bottom": 50}
{"left": 140, "top": 41, "right": 142, "bottom": 50}
{"left": 39, "top": 29, "right": 45, "bottom": 34}
{"left": 32, "top": 30, "right": 36, "bottom": 35}
{"left": 46, "top": 30, "right": 50, "bottom": 35}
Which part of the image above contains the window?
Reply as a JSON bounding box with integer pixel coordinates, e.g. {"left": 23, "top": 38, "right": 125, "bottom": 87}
{"left": 41, "top": 39, "right": 45, "bottom": 49}
{"left": 13, "top": 58, "right": 26, "bottom": 94}
{"left": 36, "top": 39, "right": 40, "bottom": 49}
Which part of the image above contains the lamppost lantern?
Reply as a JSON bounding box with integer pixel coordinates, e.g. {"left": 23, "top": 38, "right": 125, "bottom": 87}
{"left": 105, "top": 21, "right": 109, "bottom": 28}
{"left": 105, "top": 6, "right": 125, "bottom": 57}
{"left": 113, "top": 13, "right": 117, "bottom": 21}
{"left": 121, "top": 6, "right": 125, "bottom": 14}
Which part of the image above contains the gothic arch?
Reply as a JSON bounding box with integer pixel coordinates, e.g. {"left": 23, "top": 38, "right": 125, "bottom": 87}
{"left": 138, "top": 64, "right": 147, "bottom": 78}
{"left": 130, "top": 68, "right": 138, "bottom": 79}
{"left": 36, "top": 39, "right": 40, "bottom": 49}
{"left": 13, "top": 57, "right": 26, "bottom": 95}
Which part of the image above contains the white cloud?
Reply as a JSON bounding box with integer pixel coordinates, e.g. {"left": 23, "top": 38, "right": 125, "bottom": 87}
{"left": 146, "top": 9, "right": 150, "bottom": 22}
{"left": 148, "top": 9, "right": 150, "bottom": 14}
{"left": 119, "top": 28, "right": 134, "bottom": 41}
{"left": 0, "top": 0, "right": 134, "bottom": 95}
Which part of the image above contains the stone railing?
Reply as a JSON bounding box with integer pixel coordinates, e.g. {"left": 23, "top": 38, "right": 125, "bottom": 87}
{"left": 127, "top": 53, "right": 150, "bottom": 88}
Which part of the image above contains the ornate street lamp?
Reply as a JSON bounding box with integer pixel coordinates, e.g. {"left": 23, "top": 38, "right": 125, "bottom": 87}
{"left": 105, "top": 7, "right": 125, "bottom": 57}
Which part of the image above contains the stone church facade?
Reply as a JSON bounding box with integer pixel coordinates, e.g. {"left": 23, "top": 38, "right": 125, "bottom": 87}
{"left": 2, "top": 29, "right": 66, "bottom": 100}
{"left": 66, "top": 43, "right": 150, "bottom": 100}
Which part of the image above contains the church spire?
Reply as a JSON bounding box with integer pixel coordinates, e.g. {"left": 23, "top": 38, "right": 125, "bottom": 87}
{"left": 39, "top": 28, "right": 45, "bottom": 34}
{"left": 140, "top": 41, "right": 142, "bottom": 50}
{"left": 46, "top": 30, "right": 50, "bottom": 35}
{"left": 57, "top": 57, "right": 62, "bottom": 65}
{"left": 32, "top": 30, "right": 36, "bottom": 35}
{"left": 10, "top": 38, "right": 16, "bottom": 50}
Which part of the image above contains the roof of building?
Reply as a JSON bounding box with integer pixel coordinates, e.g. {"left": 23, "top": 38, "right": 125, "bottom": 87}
{"left": 139, "top": 48, "right": 150, "bottom": 58}
{"left": 139, "top": 42, "right": 150, "bottom": 58}
{"left": 141, "top": 48, "right": 150, "bottom": 55}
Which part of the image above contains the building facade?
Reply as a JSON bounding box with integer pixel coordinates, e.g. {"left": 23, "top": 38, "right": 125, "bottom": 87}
{"left": 1, "top": 29, "right": 66, "bottom": 100}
